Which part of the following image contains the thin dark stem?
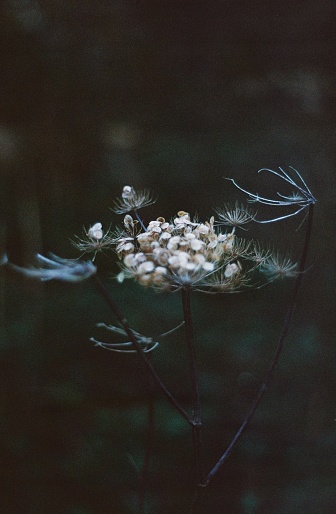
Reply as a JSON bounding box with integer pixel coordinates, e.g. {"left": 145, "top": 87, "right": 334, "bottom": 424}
{"left": 134, "top": 209, "right": 147, "bottom": 231}
{"left": 204, "top": 204, "right": 314, "bottom": 486}
{"left": 138, "top": 398, "right": 155, "bottom": 514}
{"left": 93, "top": 275, "right": 192, "bottom": 425}
{"left": 181, "top": 286, "right": 203, "bottom": 486}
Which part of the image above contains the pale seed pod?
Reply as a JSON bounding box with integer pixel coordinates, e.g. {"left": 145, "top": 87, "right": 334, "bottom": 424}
{"left": 88, "top": 223, "right": 103, "bottom": 240}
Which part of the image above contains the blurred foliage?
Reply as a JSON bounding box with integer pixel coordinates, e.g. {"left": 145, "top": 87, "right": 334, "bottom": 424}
{"left": 1, "top": 1, "right": 336, "bottom": 513}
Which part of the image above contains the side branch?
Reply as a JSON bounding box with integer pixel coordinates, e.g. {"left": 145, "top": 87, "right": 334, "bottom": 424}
{"left": 93, "top": 276, "right": 192, "bottom": 425}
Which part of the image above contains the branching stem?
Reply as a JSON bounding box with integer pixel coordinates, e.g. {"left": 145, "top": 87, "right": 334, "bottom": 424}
{"left": 93, "top": 275, "right": 192, "bottom": 425}
{"left": 203, "top": 204, "right": 314, "bottom": 486}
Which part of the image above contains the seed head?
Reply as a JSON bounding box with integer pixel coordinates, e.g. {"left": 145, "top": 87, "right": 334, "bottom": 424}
{"left": 72, "top": 223, "right": 113, "bottom": 260}
{"left": 216, "top": 203, "right": 256, "bottom": 230}
{"left": 112, "top": 185, "right": 156, "bottom": 214}
{"left": 116, "top": 211, "right": 256, "bottom": 292}
{"left": 261, "top": 253, "right": 299, "bottom": 280}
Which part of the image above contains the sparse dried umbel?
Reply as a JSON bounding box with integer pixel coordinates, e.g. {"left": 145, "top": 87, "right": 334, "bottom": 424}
{"left": 227, "top": 166, "right": 316, "bottom": 223}
{"left": 216, "top": 203, "right": 256, "bottom": 230}
{"left": 112, "top": 185, "right": 156, "bottom": 214}
{"left": 72, "top": 223, "right": 114, "bottom": 260}
{"left": 261, "top": 254, "right": 299, "bottom": 280}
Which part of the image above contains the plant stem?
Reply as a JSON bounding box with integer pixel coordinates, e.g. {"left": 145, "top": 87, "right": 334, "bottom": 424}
{"left": 181, "top": 286, "right": 203, "bottom": 486}
{"left": 93, "top": 275, "right": 192, "bottom": 425}
{"left": 134, "top": 209, "right": 147, "bottom": 231}
{"left": 204, "top": 203, "right": 314, "bottom": 485}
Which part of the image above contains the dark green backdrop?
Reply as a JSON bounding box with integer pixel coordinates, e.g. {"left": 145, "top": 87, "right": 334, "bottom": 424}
{"left": 1, "top": 1, "right": 335, "bottom": 513}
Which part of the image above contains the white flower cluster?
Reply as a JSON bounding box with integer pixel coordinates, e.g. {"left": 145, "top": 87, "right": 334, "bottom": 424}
{"left": 116, "top": 211, "right": 243, "bottom": 290}
{"left": 66, "top": 183, "right": 300, "bottom": 290}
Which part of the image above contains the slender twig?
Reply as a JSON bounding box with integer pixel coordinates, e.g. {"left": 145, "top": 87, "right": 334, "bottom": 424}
{"left": 134, "top": 209, "right": 147, "bottom": 231}
{"left": 203, "top": 203, "right": 314, "bottom": 486}
{"left": 93, "top": 275, "right": 192, "bottom": 425}
{"left": 182, "top": 286, "right": 204, "bottom": 486}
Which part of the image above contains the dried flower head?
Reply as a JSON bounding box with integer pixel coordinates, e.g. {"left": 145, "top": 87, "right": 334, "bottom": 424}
{"left": 260, "top": 253, "right": 299, "bottom": 280}
{"left": 112, "top": 185, "right": 156, "bottom": 214}
{"left": 72, "top": 223, "right": 114, "bottom": 260}
{"left": 216, "top": 203, "right": 256, "bottom": 230}
{"left": 115, "top": 211, "right": 259, "bottom": 292}
{"left": 227, "top": 166, "right": 316, "bottom": 223}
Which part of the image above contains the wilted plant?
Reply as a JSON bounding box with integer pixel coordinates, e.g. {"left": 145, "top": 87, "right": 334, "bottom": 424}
{"left": 3, "top": 167, "right": 316, "bottom": 513}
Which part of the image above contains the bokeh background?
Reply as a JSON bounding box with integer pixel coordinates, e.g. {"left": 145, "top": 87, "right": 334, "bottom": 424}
{"left": 1, "top": 1, "right": 336, "bottom": 513}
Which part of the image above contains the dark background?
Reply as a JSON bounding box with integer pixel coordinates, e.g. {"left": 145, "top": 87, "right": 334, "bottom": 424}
{"left": 1, "top": 1, "right": 336, "bottom": 513}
